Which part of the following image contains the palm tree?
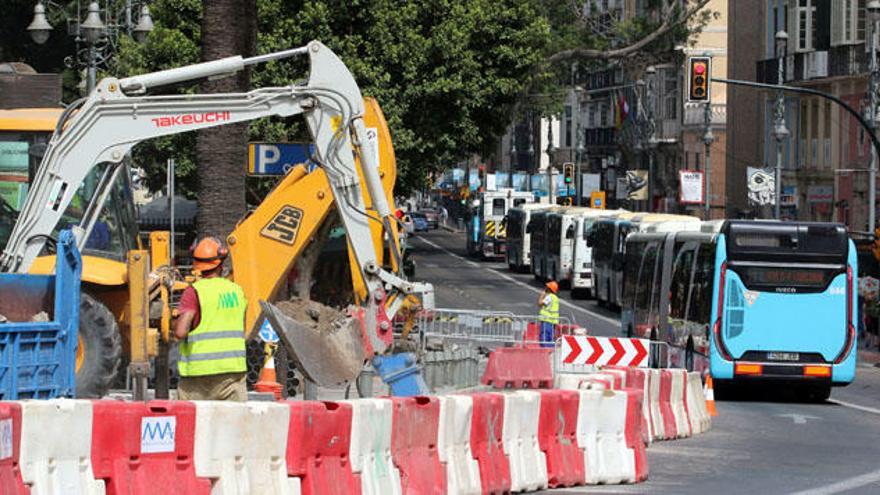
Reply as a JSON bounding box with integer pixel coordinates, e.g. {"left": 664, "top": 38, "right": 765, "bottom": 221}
{"left": 195, "top": 0, "right": 256, "bottom": 238}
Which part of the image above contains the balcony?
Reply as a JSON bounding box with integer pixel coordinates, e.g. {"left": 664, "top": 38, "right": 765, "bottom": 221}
{"left": 756, "top": 51, "right": 829, "bottom": 85}
{"left": 683, "top": 103, "right": 726, "bottom": 127}
{"left": 827, "top": 44, "right": 868, "bottom": 78}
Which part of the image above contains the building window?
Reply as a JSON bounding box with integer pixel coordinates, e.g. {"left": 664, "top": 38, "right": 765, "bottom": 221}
{"left": 833, "top": 0, "right": 867, "bottom": 45}
{"left": 661, "top": 67, "right": 678, "bottom": 120}
{"left": 600, "top": 101, "right": 609, "bottom": 127}
{"left": 795, "top": 0, "right": 817, "bottom": 51}
{"left": 588, "top": 103, "right": 596, "bottom": 128}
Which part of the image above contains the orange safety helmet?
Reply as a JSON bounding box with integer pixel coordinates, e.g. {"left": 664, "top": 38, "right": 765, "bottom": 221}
{"left": 545, "top": 281, "right": 559, "bottom": 294}
{"left": 191, "top": 237, "right": 228, "bottom": 272}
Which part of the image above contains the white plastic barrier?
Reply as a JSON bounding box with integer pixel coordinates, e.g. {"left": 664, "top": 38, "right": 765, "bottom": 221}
{"left": 686, "top": 372, "right": 712, "bottom": 434}
{"left": 555, "top": 373, "right": 586, "bottom": 390}
{"left": 193, "top": 401, "right": 298, "bottom": 495}
{"left": 575, "top": 389, "right": 602, "bottom": 484}
{"left": 668, "top": 370, "right": 692, "bottom": 438}
{"left": 646, "top": 369, "right": 664, "bottom": 441}
{"left": 437, "top": 395, "right": 482, "bottom": 495}
{"left": 18, "top": 399, "right": 105, "bottom": 495}
{"left": 594, "top": 390, "right": 636, "bottom": 484}
{"left": 501, "top": 391, "right": 548, "bottom": 492}
{"left": 346, "top": 398, "right": 402, "bottom": 495}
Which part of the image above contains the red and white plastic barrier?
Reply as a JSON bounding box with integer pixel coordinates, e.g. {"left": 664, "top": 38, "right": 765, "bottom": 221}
{"left": 5, "top": 366, "right": 713, "bottom": 495}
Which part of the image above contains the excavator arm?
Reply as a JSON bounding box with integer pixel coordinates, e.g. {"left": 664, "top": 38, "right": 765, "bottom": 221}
{"left": 0, "top": 41, "right": 433, "bottom": 386}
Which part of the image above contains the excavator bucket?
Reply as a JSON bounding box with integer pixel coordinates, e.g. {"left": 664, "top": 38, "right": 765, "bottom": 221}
{"left": 259, "top": 300, "right": 367, "bottom": 387}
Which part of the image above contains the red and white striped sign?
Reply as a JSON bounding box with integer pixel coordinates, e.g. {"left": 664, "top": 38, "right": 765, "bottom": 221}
{"left": 559, "top": 335, "right": 650, "bottom": 367}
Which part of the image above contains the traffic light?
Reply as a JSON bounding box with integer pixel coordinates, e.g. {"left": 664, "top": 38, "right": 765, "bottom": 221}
{"left": 563, "top": 163, "right": 575, "bottom": 185}
{"left": 688, "top": 56, "right": 711, "bottom": 102}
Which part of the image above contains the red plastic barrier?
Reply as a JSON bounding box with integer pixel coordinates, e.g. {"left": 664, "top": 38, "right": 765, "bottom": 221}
{"left": 608, "top": 367, "right": 651, "bottom": 444}
{"left": 581, "top": 376, "right": 613, "bottom": 390}
{"left": 537, "top": 390, "right": 585, "bottom": 488}
{"left": 469, "top": 393, "right": 511, "bottom": 494}
{"left": 91, "top": 400, "right": 211, "bottom": 495}
{"left": 522, "top": 322, "right": 540, "bottom": 348}
{"left": 658, "top": 370, "right": 678, "bottom": 440}
{"left": 286, "top": 401, "right": 360, "bottom": 495}
{"left": 481, "top": 347, "right": 553, "bottom": 389}
{"left": 391, "top": 396, "right": 446, "bottom": 495}
{"left": 0, "top": 403, "right": 27, "bottom": 494}
{"left": 622, "top": 389, "right": 649, "bottom": 482}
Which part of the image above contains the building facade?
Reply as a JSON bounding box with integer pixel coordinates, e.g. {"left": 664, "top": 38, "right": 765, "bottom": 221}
{"left": 751, "top": 0, "right": 876, "bottom": 231}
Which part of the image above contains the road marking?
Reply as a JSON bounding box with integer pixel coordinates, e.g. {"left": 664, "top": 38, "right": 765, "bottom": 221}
{"left": 415, "top": 236, "right": 619, "bottom": 327}
{"left": 828, "top": 398, "right": 880, "bottom": 415}
{"left": 791, "top": 468, "right": 880, "bottom": 495}
{"left": 775, "top": 413, "right": 820, "bottom": 424}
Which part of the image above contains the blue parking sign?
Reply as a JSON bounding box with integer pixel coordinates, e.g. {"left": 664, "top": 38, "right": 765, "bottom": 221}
{"left": 248, "top": 143, "right": 318, "bottom": 176}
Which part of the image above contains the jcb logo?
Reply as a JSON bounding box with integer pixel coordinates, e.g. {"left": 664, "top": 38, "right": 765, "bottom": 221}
{"left": 218, "top": 292, "right": 241, "bottom": 309}
{"left": 261, "top": 205, "right": 303, "bottom": 245}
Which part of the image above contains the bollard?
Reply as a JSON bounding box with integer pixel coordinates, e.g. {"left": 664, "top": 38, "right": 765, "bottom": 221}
{"left": 356, "top": 369, "right": 374, "bottom": 398}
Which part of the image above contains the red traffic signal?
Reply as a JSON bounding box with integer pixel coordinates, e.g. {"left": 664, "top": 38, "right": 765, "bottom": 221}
{"left": 688, "top": 57, "right": 711, "bottom": 102}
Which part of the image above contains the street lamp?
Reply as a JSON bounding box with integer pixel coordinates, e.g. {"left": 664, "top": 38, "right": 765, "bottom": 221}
{"left": 27, "top": 1, "right": 154, "bottom": 93}
{"left": 547, "top": 118, "right": 557, "bottom": 203}
{"left": 509, "top": 124, "right": 517, "bottom": 173}
{"left": 867, "top": 0, "right": 880, "bottom": 233}
{"left": 645, "top": 66, "right": 657, "bottom": 213}
{"left": 773, "top": 30, "right": 789, "bottom": 220}
{"left": 26, "top": 2, "right": 52, "bottom": 45}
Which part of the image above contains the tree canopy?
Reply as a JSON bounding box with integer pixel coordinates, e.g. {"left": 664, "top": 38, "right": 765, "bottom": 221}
{"left": 2, "top": 0, "right": 713, "bottom": 198}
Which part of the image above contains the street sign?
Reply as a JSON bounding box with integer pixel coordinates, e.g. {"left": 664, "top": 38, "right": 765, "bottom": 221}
{"left": 258, "top": 318, "right": 279, "bottom": 343}
{"left": 560, "top": 335, "right": 649, "bottom": 367}
{"left": 590, "top": 191, "right": 606, "bottom": 209}
{"left": 248, "top": 142, "right": 317, "bottom": 176}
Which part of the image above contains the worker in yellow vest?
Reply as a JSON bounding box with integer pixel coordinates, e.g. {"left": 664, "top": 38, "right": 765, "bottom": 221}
{"left": 538, "top": 280, "right": 560, "bottom": 348}
{"left": 174, "top": 237, "right": 248, "bottom": 401}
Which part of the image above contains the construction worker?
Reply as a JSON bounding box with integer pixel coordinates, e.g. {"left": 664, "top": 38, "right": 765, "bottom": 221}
{"left": 538, "top": 280, "right": 560, "bottom": 348}
{"left": 174, "top": 237, "right": 248, "bottom": 401}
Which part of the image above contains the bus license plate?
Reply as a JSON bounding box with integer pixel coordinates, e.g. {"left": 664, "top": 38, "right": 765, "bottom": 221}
{"left": 767, "top": 352, "right": 799, "bottom": 362}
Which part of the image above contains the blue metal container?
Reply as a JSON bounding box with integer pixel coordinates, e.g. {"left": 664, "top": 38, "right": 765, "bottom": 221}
{"left": 372, "top": 353, "right": 429, "bottom": 397}
{"left": 0, "top": 231, "right": 81, "bottom": 399}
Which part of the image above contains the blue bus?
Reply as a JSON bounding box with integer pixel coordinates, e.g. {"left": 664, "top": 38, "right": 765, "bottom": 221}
{"left": 621, "top": 220, "right": 857, "bottom": 400}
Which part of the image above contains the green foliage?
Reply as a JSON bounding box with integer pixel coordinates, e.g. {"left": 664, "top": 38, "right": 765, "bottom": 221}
{"left": 113, "top": 0, "right": 553, "bottom": 195}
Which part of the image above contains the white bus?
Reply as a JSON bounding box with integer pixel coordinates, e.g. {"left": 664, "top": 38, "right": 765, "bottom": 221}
{"left": 588, "top": 213, "right": 700, "bottom": 309}
{"left": 545, "top": 207, "right": 625, "bottom": 297}
{"left": 506, "top": 203, "right": 555, "bottom": 272}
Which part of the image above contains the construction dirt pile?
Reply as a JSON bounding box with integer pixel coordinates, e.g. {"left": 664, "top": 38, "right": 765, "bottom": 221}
{"left": 274, "top": 298, "right": 348, "bottom": 333}
{"left": 265, "top": 297, "right": 365, "bottom": 386}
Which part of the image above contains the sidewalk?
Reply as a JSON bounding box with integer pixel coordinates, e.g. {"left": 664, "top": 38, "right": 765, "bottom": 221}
{"left": 859, "top": 348, "right": 880, "bottom": 367}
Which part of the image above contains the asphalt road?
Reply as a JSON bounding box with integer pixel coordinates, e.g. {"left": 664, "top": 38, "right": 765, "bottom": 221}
{"left": 410, "top": 229, "right": 880, "bottom": 495}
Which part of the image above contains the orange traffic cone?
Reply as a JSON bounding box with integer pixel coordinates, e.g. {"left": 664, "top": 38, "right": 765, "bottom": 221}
{"left": 703, "top": 374, "right": 718, "bottom": 417}
{"left": 254, "top": 344, "right": 283, "bottom": 400}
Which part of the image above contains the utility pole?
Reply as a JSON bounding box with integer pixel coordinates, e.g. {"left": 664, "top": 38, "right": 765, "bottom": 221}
{"left": 867, "top": 1, "right": 880, "bottom": 233}
{"left": 773, "top": 30, "right": 789, "bottom": 220}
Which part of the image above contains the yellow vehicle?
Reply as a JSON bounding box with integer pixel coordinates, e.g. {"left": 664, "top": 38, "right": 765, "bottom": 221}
{"left": 1, "top": 42, "right": 427, "bottom": 396}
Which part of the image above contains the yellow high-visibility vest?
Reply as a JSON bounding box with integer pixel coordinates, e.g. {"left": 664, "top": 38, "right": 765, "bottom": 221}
{"left": 539, "top": 293, "right": 560, "bottom": 324}
{"left": 178, "top": 277, "right": 247, "bottom": 377}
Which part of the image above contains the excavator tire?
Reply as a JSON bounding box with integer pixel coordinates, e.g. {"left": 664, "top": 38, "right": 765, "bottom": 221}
{"left": 75, "top": 293, "right": 122, "bottom": 398}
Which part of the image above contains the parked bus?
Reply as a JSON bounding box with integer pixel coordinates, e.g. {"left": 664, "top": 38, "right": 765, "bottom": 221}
{"left": 506, "top": 203, "right": 554, "bottom": 272}
{"left": 545, "top": 207, "right": 625, "bottom": 297}
{"left": 588, "top": 212, "right": 700, "bottom": 309}
{"left": 466, "top": 189, "right": 533, "bottom": 259}
{"left": 528, "top": 207, "right": 562, "bottom": 281}
{"left": 621, "top": 220, "right": 857, "bottom": 400}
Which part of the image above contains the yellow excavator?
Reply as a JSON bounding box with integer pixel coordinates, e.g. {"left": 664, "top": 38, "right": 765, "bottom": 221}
{"left": 0, "top": 41, "right": 432, "bottom": 397}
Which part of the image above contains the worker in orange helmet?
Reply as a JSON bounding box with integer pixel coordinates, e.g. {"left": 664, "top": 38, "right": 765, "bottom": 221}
{"left": 174, "top": 237, "right": 248, "bottom": 401}
{"left": 538, "top": 280, "right": 560, "bottom": 348}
